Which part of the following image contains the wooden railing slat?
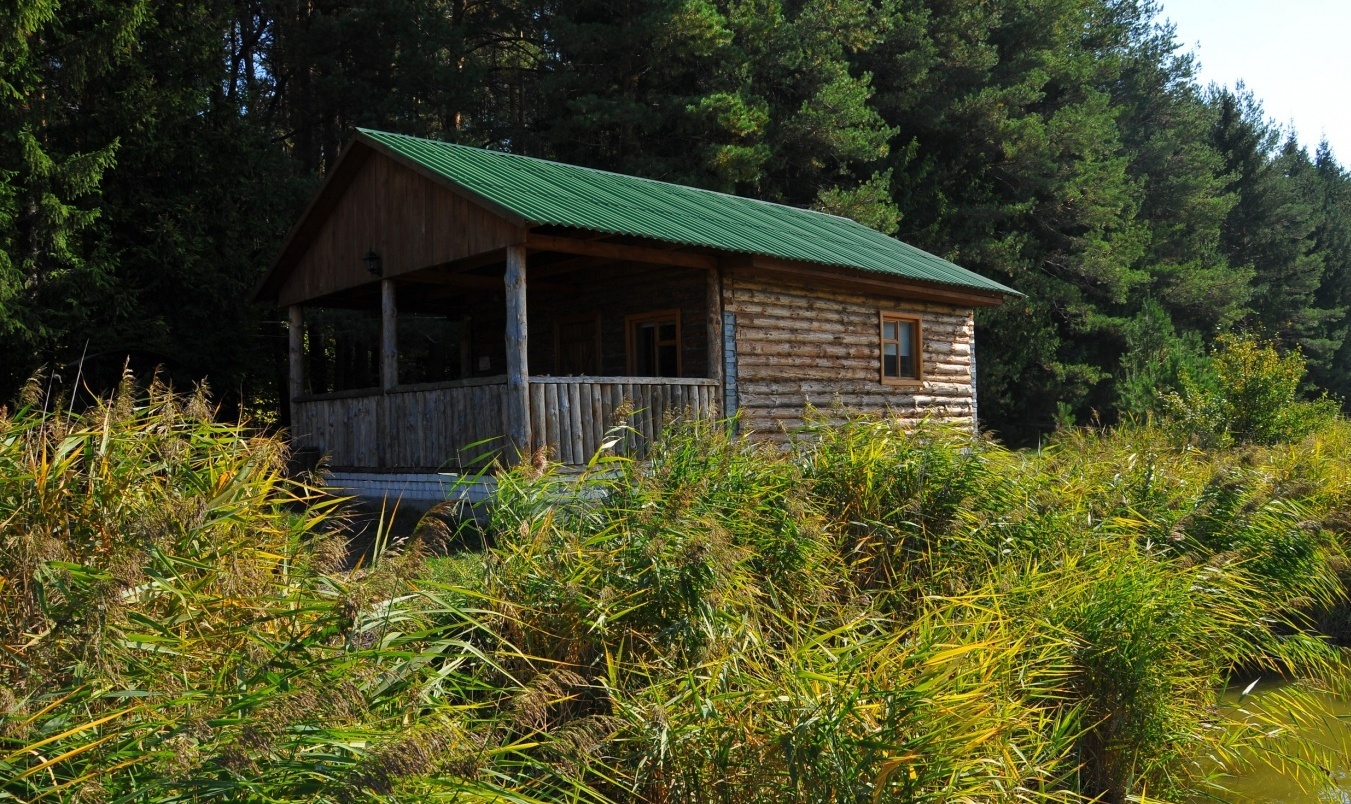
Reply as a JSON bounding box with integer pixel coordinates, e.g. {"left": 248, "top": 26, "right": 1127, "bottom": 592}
{"left": 292, "top": 376, "right": 718, "bottom": 469}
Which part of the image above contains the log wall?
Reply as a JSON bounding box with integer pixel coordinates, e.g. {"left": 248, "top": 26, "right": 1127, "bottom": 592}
{"left": 724, "top": 271, "right": 976, "bottom": 437}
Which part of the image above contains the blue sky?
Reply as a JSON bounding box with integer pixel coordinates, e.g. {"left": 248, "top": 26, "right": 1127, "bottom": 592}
{"left": 1159, "top": 0, "right": 1351, "bottom": 161}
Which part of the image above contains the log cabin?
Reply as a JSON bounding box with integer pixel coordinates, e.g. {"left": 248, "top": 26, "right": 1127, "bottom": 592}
{"left": 253, "top": 129, "right": 1020, "bottom": 495}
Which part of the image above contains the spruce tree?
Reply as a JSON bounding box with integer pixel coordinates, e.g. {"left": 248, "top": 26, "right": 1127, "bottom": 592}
{"left": 0, "top": 0, "right": 144, "bottom": 392}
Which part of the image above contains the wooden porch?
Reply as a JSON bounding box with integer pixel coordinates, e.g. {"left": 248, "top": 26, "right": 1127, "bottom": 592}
{"left": 292, "top": 374, "right": 719, "bottom": 470}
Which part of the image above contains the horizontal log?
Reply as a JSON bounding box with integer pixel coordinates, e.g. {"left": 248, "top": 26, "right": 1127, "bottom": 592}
{"left": 735, "top": 345, "right": 971, "bottom": 370}
{"left": 731, "top": 314, "right": 966, "bottom": 337}
{"left": 730, "top": 309, "right": 972, "bottom": 340}
{"left": 730, "top": 295, "right": 970, "bottom": 322}
{"left": 732, "top": 278, "right": 976, "bottom": 311}
{"left": 295, "top": 374, "right": 510, "bottom": 402}
{"left": 736, "top": 384, "right": 973, "bottom": 399}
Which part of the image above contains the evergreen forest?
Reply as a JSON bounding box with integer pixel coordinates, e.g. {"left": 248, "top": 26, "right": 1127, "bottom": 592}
{"left": 4, "top": 0, "right": 1350, "bottom": 438}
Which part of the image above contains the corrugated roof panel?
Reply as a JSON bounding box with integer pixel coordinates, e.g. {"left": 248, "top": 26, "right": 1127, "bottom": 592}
{"left": 358, "top": 128, "right": 1019, "bottom": 296}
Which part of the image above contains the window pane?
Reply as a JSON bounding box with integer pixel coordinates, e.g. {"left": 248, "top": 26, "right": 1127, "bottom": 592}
{"left": 883, "top": 321, "right": 897, "bottom": 340}
{"left": 635, "top": 323, "right": 657, "bottom": 376}
{"left": 900, "top": 354, "right": 915, "bottom": 378}
{"left": 883, "top": 342, "right": 898, "bottom": 377}
{"left": 658, "top": 322, "right": 677, "bottom": 341}
{"left": 657, "top": 344, "right": 679, "bottom": 377}
{"left": 899, "top": 322, "right": 913, "bottom": 356}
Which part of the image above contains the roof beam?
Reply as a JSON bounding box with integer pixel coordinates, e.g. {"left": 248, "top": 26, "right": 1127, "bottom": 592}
{"left": 528, "top": 254, "right": 617, "bottom": 280}
{"left": 526, "top": 233, "right": 716, "bottom": 270}
{"left": 401, "top": 270, "right": 571, "bottom": 295}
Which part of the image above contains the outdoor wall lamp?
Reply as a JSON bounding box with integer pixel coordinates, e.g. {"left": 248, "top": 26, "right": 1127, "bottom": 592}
{"left": 363, "top": 249, "right": 383, "bottom": 277}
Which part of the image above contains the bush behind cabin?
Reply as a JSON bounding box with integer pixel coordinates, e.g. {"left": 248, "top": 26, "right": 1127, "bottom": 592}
{"left": 4, "top": 344, "right": 1351, "bottom": 803}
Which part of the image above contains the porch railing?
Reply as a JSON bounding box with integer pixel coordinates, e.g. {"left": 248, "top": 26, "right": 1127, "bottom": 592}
{"left": 528, "top": 377, "right": 719, "bottom": 465}
{"left": 292, "top": 376, "right": 509, "bottom": 470}
{"left": 291, "top": 375, "right": 719, "bottom": 470}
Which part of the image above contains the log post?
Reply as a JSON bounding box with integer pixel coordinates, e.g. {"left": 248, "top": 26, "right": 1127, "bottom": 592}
{"left": 380, "top": 279, "right": 398, "bottom": 391}
{"left": 504, "top": 244, "right": 531, "bottom": 460}
{"left": 970, "top": 321, "right": 979, "bottom": 436}
{"left": 288, "top": 305, "right": 305, "bottom": 407}
{"left": 706, "top": 266, "right": 723, "bottom": 408}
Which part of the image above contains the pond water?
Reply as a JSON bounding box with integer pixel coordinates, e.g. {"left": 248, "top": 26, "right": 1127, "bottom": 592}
{"left": 1213, "top": 679, "right": 1351, "bottom": 804}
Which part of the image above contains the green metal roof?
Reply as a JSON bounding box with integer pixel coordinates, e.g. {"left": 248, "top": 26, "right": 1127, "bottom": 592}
{"left": 358, "top": 128, "right": 1019, "bottom": 297}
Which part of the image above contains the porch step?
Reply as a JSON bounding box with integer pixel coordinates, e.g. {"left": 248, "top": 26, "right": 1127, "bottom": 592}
{"left": 324, "top": 471, "right": 497, "bottom": 509}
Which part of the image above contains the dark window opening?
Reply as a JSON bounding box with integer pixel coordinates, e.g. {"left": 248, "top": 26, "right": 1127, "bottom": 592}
{"left": 627, "top": 310, "right": 681, "bottom": 377}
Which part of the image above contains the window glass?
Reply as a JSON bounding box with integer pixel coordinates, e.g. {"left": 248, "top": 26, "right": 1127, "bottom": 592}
{"left": 657, "top": 343, "right": 679, "bottom": 375}
{"left": 883, "top": 342, "right": 898, "bottom": 377}
{"left": 634, "top": 323, "right": 658, "bottom": 375}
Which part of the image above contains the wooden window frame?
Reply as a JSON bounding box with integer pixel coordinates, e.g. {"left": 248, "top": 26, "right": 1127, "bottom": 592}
{"left": 554, "top": 313, "right": 602, "bottom": 375}
{"left": 625, "top": 308, "right": 683, "bottom": 377}
{"left": 879, "top": 311, "right": 923, "bottom": 386}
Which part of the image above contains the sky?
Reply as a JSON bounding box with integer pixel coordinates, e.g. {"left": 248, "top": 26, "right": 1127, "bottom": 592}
{"left": 1159, "top": 0, "right": 1351, "bottom": 161}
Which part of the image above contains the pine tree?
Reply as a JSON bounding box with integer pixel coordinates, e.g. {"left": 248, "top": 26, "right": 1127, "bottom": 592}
{"left": 532, "top": 0, "right": 896, "bottom": 220}
{"left": 862, "top": 0, "right": 1154, "bottom": 436}
{"left": 1211, "top": 88, "right": 1323, "bottom": 342}
{"left": 1300, "top": 142, "right": 1351, "bottom": 397}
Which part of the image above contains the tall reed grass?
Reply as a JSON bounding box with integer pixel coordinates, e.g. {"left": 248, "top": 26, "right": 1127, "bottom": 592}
{"left": 4, "top": 379, "right": 1351, "bottom": 802}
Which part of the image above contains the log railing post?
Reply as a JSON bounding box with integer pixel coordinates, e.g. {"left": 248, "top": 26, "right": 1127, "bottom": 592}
{"left": 504, "top": 244, "right": 531, "bottom": 460}
{"left": 288, "top": 305, "right": 305, "bottom": 413}
{"left": 380, "top": 279, "right": 398, "bottom": 391}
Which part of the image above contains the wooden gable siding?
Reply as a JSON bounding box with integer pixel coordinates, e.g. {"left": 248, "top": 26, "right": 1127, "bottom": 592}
{"left": 277, "top": 154, "right": 522, "bottom": 306}
{"left": 725, "top": 272, "right": 975, "bottom": 438}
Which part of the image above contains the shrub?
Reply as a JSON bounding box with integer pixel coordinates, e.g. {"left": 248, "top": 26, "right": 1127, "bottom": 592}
{"left": 1163, "top": 334, "right": 1340, "bottom": 447}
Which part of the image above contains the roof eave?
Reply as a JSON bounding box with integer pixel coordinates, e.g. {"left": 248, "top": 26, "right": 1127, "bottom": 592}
{"left": 745, "top": 254, "right": 1015, "bottom": 307}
